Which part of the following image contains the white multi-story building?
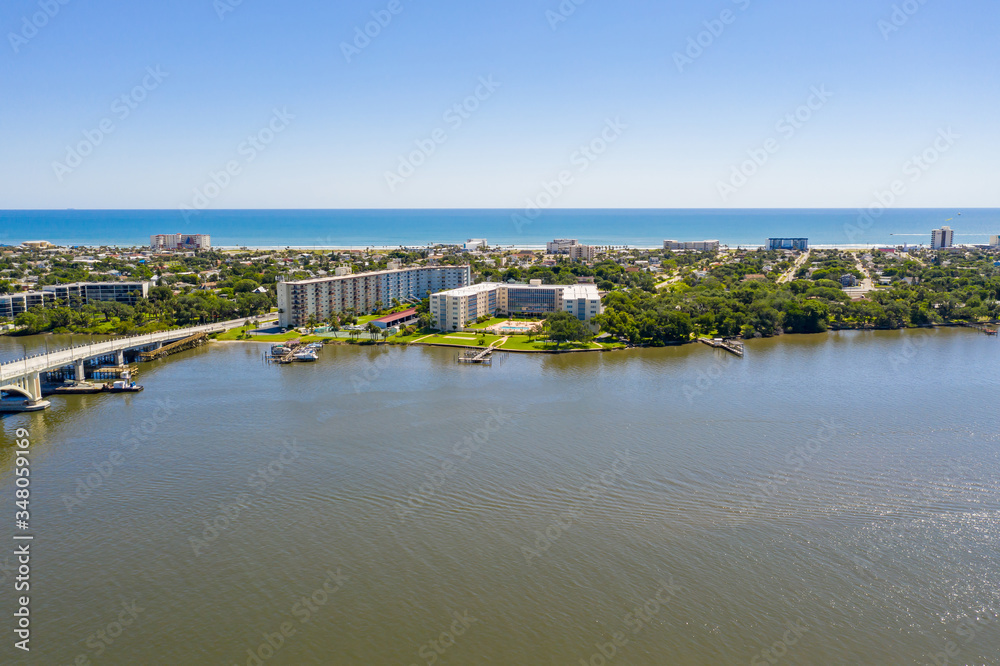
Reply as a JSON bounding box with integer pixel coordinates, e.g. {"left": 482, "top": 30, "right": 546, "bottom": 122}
{"left": 430, "top": 281, "right": 603, "bottom": 331}
{"left": 547, "top": 239, "right": 578, "bottom": 254}
{"left": 43, "top": 281, "right": 150, "bottom": 307}
{"left": 464, "top": 239, "right": 488, "bottom": 251}
{"left": 990, "top": 235, "right": 999, "bottom": 247}
{"left": 664, "top": 240, "right": 720, "bottom": 252}
{"left": 150, "top": 234, "right": 212, "bottom": 251}
{"left": 568, "top": 244, "right": 596, "bottom": 262}
{"left": 931, "top": 226, "right": 954, "bottom": 250}
{"left": 277, "top": 265, "right": 471, "bottom": 328}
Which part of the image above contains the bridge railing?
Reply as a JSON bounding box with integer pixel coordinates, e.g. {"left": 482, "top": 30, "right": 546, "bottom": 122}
{"left": 0, "top": 315, "right": 276, "bottom": 383}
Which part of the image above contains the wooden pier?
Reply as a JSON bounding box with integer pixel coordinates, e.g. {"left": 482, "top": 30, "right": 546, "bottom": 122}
{"left": 699, "top": 337, "right": 745, "bottom": 357}
{"left": 140, "top": 333, "right": 208, "bottom": 360}
{"left": 962, "top": 322, "right": 998, "bottom": 336}
{"left": 457, "top": 348, "right": 509, "bottom": 366}
{"left": 268, "top": 339, "right": 304, "bottom": 364}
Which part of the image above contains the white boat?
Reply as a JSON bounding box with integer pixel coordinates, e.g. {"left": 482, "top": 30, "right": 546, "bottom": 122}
{"left": 292, "top": 350, "right": 318, "bottom": 362}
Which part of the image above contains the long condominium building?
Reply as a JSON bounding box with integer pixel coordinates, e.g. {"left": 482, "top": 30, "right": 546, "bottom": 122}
{"left": 664, "top": 240, "right": 720, "bottom": 252}
{"left": 277, "top": 265, "right": 471, "bottom": 328}
{"left": 43, "top": 281, "right": 150, "bottom": 306}
{"left": 150, "top": 234, "right": 212, "bottom": 251}
{"left": 0, "top": 281, "right": 149, "bottom": 320}
{"left": 0, "top": 291, "right": 56, "bottom": 320}
{"left": 430, "top": 280, "right": 603, "bottom": 331}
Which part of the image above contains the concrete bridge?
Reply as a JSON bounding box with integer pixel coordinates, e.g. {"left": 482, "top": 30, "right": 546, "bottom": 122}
{"left": 0, "top": 316, "right": 275, "bottom": 408}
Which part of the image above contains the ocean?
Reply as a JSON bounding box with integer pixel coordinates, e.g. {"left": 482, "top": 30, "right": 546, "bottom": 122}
{"left": 1, "top": 208, "right": 996, "bottom": 249}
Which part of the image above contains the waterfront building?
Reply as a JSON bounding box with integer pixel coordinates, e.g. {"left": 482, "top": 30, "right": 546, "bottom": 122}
{"left": 990, "top": 235, "right": 999, "bottom": 247}
{"left": 43, "top": 281, "right": 150, "bottom": 307}
{"left": 0, "top": 291, "right": 56, "bottom": 320}
{"left": 277, "top": 265, "right": 471, "bottom": 328}
{"left": 430, "top": 281, "right": 603, "bottom": 331}
{"left": 464, "top": 239, "right": 488, "bottom": 251}
{"left": 663, "top": 240, "right": 720, "bottom": 252}
{"left": 21, "top": 240, "right": 55, "bottom": 249}
{"left": 930, "top": 226, "right": 954, "bottom": 250}
{"left": 766, "top": 238, "right": 809, "bottom": 251}
{"left": 547, "top": 239, "right": 579, "bottom": 254}
{"left": 150, "top": 234, "right": 212, "bottom": 251}
{"left": 1, "top": 281, "right": 149, "bottom": 320}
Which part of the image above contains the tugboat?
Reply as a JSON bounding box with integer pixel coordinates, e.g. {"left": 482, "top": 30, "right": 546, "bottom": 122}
{"left": 104, "top": 370, "right": 143, "bottom": 393}
{"left": 105, "top": 379, "right": 144, "bottom": 393}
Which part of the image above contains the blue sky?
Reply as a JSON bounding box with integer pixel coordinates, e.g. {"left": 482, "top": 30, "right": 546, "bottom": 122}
{"left": 1, "top": 0, "right": 997, "bottom": 209}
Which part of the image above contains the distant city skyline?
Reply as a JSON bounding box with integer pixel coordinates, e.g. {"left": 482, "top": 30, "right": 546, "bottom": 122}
{"left": 1, "top": 0, "right": 997, "bottom": 209}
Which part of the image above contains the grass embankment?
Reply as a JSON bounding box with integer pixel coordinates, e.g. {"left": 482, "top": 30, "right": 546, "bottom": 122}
{"left": 410, "top": 333, "right": 506, "bottom": 347}
{"left": 497, "top": 338, "right": 614, "bottom": 351}
{"left": 216, "top": 328, "right": 325, "bottom": 343}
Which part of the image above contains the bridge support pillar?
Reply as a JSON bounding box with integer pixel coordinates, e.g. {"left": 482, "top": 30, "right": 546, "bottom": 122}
{"left": 75, "top": 359, "right": 86, "bottom": 382}
{"left": 116, "top": 350, "right": 125, "bottom": 366}
{"left": 13, "top": 373, "right": 43, "bottom": 402}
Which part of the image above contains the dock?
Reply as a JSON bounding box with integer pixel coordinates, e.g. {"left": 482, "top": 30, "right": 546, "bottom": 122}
{"left": 700, "top": 337, "right": 745, "bottom": 357}
{"left": 268, "top": 339, "right": 304, "bottom": 364}
{"left": 457, "top": 348, "right": 509, "bottom": 366}
{"left": 962, "top": 322, "right": 998, "bottom": 336}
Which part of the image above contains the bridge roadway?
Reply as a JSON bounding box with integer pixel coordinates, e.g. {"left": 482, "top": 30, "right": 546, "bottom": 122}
{"left": 0, "top": 315, "right": 276, "bottom": 404}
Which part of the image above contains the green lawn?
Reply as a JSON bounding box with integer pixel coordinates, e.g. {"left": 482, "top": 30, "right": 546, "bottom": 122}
{"left": 216, "top": 329, "right": 324, "bottom": 342}
{"left": 389, "top": 328, "right": 438, "bottom": 344}
{"left": 465, "top": 317, "right": 508, "bottom": 330}
{"left": 498, "top": 337, "right": 607, "bottom": 351}
{"left": 411, "top": 333, "right": 505, "bottom": 347}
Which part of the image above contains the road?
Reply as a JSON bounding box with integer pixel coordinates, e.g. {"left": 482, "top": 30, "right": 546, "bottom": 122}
{"left": 843, "top": 252, "right": 875, "bottom": 298}
{"left": 777, "top": 250, "right": 811, "bottom": 284}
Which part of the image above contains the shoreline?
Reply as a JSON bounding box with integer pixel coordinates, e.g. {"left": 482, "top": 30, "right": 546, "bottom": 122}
{"left": 208, "top": 322, "right": 992, "bottom": 355}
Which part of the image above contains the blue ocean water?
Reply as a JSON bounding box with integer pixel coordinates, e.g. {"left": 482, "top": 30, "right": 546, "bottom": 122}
{"left": 0, "top": 209, "right": 996, "bottom": 248}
